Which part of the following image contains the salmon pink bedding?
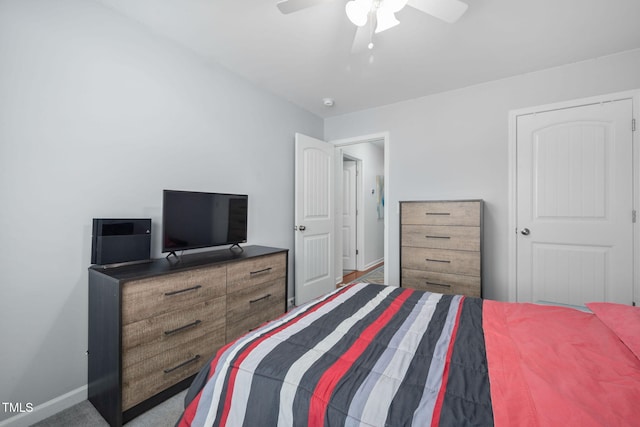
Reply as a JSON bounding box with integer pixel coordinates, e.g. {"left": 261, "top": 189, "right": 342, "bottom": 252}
{"left": 484, "top": 300, "right": 640, "bottom": 427}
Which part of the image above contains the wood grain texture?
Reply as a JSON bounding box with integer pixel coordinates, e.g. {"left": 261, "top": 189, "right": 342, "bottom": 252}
{"left": 122, "top": 331, "right": 223, "bottom": 410}
{"left": 226, "top": 253, "right": 286, "bottom": 291}
{"left": 400, "top": 201, "right": 482, "bottom": 297}
{"left": 402, "top": 269, "right": 481, "bottom": 297}
{"left": 401, "top": 201, "right": 481, "bottom": 226}
{"left": 401, "top": 225, "right": 480, "bottom": 251}
{"left": 226, "top": 301, "right": 285, "bottom": 343}
{"left": 122, "top": 297, "right": 226, "bottom": 369}
{"left": 122, "top": 264, "right": 226, "bottom": 325}
{"left": 402, "top": 246, "right": 480, "bottom": 276}
{"left": 226, "top": 278, "right": 285, "bottom": 342}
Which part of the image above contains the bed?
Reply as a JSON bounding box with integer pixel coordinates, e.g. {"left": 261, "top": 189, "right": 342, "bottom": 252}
{"left": 175, "top": 282, "right": 640, "bottom": 426}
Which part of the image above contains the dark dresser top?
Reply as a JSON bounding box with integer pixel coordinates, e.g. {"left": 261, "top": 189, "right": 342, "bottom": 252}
{"left": 89, "top": 245, "right": 288, "bottom": 282}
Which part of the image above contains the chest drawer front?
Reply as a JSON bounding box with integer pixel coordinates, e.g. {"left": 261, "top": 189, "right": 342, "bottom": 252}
{"left": 227, "top": 253, "right": 286, "bottom": 291}
{"left": 226, "top": 278, "right": 286, "bottom": 341}
{"left": 402, "top": 201, "right": 481, "bottom": 226}
{"left": 122, "top": 296, "right": 226, "bottom": 369}
{"left": 122, "top": 265, "right": 226, "bottom": 325}
{"left": 402, "top": 247, "right": 480, "bottom": 277}
{"left": 402, "top": 269, "right": 481, "bottom": 297}
{"left": 122, "top": 330, "right": 223, "bottom": 411}
{"left": 402, "top": 225, "right": 480, "bottom": 251}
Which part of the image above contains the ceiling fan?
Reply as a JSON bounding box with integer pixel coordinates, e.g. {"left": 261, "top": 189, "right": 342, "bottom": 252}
{"left": 276, "top": 0, "right": 468, "bottom": 53}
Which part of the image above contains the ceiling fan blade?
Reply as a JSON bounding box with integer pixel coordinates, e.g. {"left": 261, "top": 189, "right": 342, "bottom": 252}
{"left": 407, "top": 0, "right": 468, "bottom": 23}
{"left": 276, "top": 0, "right": 334, "bottom": 14}
{"left": 350, "top": 21, "right": 372, "bottom": 54}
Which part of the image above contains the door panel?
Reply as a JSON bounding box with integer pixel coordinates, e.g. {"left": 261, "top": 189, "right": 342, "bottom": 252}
{"left": 295, "top": 133, "right": 335, "bottom": 306}
{"left": 516, "top": 99, "right": 633, "bottom": 305}
{"left": 531, "top": 243, "right": 608, "bottom": 305}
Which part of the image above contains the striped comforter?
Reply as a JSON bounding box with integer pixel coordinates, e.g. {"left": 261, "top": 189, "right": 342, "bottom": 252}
{"left": 177, "top": 283, "right": 493, "bottom": 427}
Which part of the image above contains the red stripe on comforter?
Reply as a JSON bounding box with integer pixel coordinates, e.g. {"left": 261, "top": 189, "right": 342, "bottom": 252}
{"left": 218, "top": 285, "right": 351, "bottom": 426}
{"left": 430, "top": 296, "right": 464, "bottom": 427}
{"left": 308, "top": 288, "right": 414, "bottom": 427}
{"left": 483, "top": 300, "right": 640, "bottom": 427}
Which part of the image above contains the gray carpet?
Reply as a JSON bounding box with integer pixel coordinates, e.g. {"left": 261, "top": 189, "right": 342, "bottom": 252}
{"left": 357, "top": 265, "right": 384, "bottom": 284}
{"left": 31, "top": 390, "right": 186, "bottom": 427}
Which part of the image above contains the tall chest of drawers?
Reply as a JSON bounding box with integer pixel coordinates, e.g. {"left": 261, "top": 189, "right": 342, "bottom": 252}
{"left": 400, "top": 200, "right": 483, "bottom": 297}
{"left": 88, "top": 246, "right": 288, "bottom": 427}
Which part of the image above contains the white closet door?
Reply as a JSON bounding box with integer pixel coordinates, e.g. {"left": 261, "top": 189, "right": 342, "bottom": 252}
{"left": 516, "top": 99, "right": 634, "bottom": 305}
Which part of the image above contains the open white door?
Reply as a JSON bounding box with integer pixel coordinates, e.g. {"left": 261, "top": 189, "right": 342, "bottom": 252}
{"left": 294, "top": 133, "right": 335, "bottom": 306}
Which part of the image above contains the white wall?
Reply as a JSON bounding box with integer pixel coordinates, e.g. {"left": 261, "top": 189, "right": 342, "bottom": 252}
{"left": 0, "top": 0, "right": 322, "bottom": 423}
{"left": 340, "top": 143, "right": 384, "bottom": 270}
{"left": 325, "top": 48, "right": 640, "bottom": 301}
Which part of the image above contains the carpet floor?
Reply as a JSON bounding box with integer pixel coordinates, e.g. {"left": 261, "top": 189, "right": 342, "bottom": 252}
{"left": 31, "top": 390, "right": 186, "bottom": 427}
{"left": 355, "top": 265, "right": 384, "bottom": 284}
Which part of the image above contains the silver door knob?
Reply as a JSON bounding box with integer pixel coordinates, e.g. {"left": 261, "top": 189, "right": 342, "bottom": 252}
{"left": 298, "top": 225, "right": 306, "bottom": 231}
{"left": 521, "top": 228, "right": 530, "bottom": 236}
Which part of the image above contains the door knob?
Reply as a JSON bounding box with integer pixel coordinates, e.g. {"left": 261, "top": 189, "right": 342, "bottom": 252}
{"left": 298, "top": 225, "right": 306, "bottom": 231}
{"left": 521, "top": 228, "right": 530, "bottom": 236}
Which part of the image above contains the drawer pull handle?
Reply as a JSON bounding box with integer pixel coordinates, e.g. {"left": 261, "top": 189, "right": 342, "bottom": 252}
{"left": 250, "top": 267, "right": 272, "bottom": 276}
{"left": 164, "top": 320, "right": 202, "bottom": 336}
{"left": 250, "top": 293, "right": 272, "bottom": 304}
{"left": 163, "top": 354, "right": 201, "bottom": 374}
{"left": 425, "top": 212, "right": 450, "bottom": 216}
{"left": 164, "top": 285, "right": 202, "bottom": 297}
{"left": 425, "top": 258, "right": 451, "bottom": 263}
{"left": 425, "top": 281, "right": 451, "bottom": 288}
{"left": 425, "top": 235, "right": 451, "bottom": 239}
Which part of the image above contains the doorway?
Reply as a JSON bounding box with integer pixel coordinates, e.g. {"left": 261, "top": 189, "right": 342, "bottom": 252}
{"left": 333, "top": 135, "right": 387, "bottom": 286}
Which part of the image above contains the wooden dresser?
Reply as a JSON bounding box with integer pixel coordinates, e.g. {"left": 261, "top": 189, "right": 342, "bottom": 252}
{"left": 400, "top": 200, "right": 483, "bottom": 297}
{"left": 88, "top": 245, "right": 288, "bottom": 427}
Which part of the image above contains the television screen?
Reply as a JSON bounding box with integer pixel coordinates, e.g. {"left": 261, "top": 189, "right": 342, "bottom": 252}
{"left": 162, "top": 190, "right": 248, "bottom": 253}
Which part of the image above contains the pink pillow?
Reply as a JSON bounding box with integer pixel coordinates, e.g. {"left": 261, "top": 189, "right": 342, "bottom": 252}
{"left": 586, "top": 302, "right": 640, "bottom": 359}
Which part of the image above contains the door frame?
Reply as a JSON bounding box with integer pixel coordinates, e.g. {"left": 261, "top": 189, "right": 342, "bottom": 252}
{"left": 331, "top": 132, "right": 390, "bottom": 286}
{"left": 507, "top": 90, "right": 640, "bottom": 304}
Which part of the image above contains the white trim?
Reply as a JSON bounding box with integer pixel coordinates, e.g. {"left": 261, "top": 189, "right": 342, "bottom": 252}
{"left": 508, "top": 89, "right": 639, "bottom": 304}
{"left": 363, "top": 257, "right": 384, "bottom": 271}
{"left": 0, "top": 385, "right": 87, "bottom": 427}
{"left": 331, "top": 132, "right": 390, "bottom": 285}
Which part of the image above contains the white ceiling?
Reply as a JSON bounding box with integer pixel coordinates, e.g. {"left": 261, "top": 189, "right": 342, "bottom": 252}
{"left": 98, "top": 0, "right": 640, "bottom": 118}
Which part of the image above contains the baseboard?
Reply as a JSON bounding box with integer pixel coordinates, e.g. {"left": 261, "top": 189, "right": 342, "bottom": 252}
{"left": 363, "top": 258, "right": 384, "bottom": 271}
{"left": 0, "top": 385, "right": 87, "bottom": 427}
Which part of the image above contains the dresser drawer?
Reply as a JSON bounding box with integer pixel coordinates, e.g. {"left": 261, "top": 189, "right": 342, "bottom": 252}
{"left": 122, "top": 331, "right": 223, "bottom": 411}
{"left": 226, "top": 278, "right": 286, "bottom": 341}
{"left": 402, "top": 247, "right": 480, "bottom": 277}
{"left": 402, "top": 225, "right": 480, "bottom": 251}
{"left": 227, "top": 253, "right": 286, "bottom": 291}
{"left": 122, "top": 264, "right": 226, "bottom": 325}
{"left": 401, "top": 201, "right": 481, "bottom": 226}
{"left": 122, "top": 296, "right": 225, "bottom": 369}
{"left": 402, "top": 269, "right": 481, "bottom": 297}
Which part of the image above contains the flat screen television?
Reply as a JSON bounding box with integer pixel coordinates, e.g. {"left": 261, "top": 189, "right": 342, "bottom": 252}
{"left": 162, "top": 190, "right": 248, "bottom": 254}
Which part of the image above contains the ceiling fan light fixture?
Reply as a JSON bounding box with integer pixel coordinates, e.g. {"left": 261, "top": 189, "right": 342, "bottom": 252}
{"left": 375, "top": 6, "right": 399, "bottom": 33}
{"left": 345, "top": 0, "right": 372, "bottom": 27}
